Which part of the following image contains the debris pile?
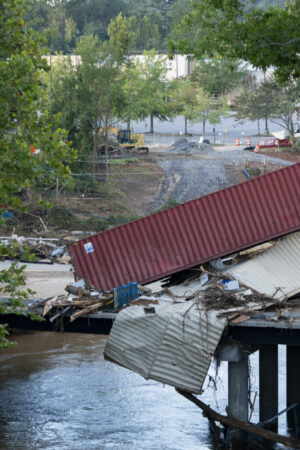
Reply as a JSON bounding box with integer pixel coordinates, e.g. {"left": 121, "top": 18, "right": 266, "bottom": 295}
{"left": 165, "top": 138, "right": 213, "bottom": 154}
{"left": 104, "top": 231, "right": 300, "bottom": 391}
{"left": 28, "top": 279, "right": 152, "bottom": 324}
{"left": 28, "top": 280, "right": 113, "bottom": 323}
{"left": 0, "top": 235, "right": 71, "bottom": 264}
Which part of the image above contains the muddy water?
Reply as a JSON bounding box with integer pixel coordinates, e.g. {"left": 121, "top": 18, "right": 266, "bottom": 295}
{"left": 0, "top": 333, "right": 286, "bottom": 449}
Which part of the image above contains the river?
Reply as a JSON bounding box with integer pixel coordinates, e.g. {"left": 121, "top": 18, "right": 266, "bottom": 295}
{"left": 0, "top": 332, "right": 287, "bottom": 449}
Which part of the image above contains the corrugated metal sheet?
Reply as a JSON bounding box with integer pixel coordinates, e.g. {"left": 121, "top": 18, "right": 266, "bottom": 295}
{"left": 104, "top": 301, "right": 227, "bottom": 394}
{"left": 225, "top": 231, "right": 300, "bottom": 301}
{"left": 68, "top": 163, "right": 300, "bottom": 291}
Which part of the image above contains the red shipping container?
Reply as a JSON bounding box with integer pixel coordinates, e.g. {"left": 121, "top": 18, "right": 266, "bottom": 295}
{"left": 68, "top": 163, "right": 300, "bottom": 291}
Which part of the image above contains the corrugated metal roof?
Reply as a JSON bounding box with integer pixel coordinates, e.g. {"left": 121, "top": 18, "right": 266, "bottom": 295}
{"left": 68, "top": 163, "right": 300, "bottom": 291}
{"left": 104, "top": 301, "right": 227, "bottom": 394}
{"left": 225, "top": 231, "right": 300, "bottom": 301}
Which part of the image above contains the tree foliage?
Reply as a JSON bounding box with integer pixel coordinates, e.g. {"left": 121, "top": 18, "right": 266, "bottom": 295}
{"left": 171, "top": 78, "right": 227, "bottom": 136}
{"left": 234, "top": 78, "right": 300, "bottom": 138}
{"left": 0, "top": 0, "right": 75, "bottom": 347}
{"left": 123, "top": 50, "right": 171, "bottom": 132}
{"left": 51, "top": 14, "right": 133, "bottom": 176}
{"left": 191, "top": 58, "right": 247, "bottom": 97}
{"left": 170, "top": 0, "right": 300, "bottom": 82}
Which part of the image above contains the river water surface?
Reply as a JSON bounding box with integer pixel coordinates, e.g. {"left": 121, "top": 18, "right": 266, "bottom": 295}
{"left": 0, "top": 332, "right": 287, "bottom": 449}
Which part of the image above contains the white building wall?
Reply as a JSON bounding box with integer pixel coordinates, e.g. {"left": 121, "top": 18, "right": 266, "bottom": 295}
{"left": 130, "top": 53, "right": 189, "bottom": 80}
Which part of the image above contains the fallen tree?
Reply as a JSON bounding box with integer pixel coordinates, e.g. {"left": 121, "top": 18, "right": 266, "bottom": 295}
{"left": 176, "top": 389, "right": 300, "bottom": 448}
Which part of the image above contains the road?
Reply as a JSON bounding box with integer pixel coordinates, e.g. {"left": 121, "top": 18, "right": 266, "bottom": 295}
{"left": 126, "top": 114, "right": 291, "bottom": 146}
{"left": 0, "top": 261, "right": 74, "bottom": 299}
{"left": 149, "top": 145, "right": 292, "bottom": 210}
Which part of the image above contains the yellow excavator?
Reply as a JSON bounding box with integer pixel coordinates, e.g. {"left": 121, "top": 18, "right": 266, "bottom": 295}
{"left": 99, "top": 127, "right": 149, "bottom": 155}
{"left": 116, "top": 129, "right": 149, "bottom": 154}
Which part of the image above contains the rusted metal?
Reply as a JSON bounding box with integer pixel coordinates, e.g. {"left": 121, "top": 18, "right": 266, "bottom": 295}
{"left": 68, "top": 164, "right": 300, "bottom": 291}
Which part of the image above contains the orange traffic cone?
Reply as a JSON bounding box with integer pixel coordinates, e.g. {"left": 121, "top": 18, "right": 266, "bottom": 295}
{"left": 236, "top": 137, "right": 240, "bottom": 146}
{"left": 247, "top": 137, "right": 251, "bottom": 146}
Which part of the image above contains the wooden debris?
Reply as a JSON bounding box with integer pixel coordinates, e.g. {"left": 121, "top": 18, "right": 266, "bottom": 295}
{"left": 232, "top": 315, "right": 251, "bottom": 324}
{"left": 65, "top": 284, "right": 93, "bottom": 297}
{"left": 28, "top": 296, "right": 54, "bottom": 310}
{"left": 239, "top": 242, "right": 275, "bottom": 257}
{"left": 43, "top": 297, "right": 57, "bottom": 316}
{"left": 69, "top": 301, "right": 108, "bottom": 322}
{"left": 176, "top": 389, "right": 300, "bottom": 448}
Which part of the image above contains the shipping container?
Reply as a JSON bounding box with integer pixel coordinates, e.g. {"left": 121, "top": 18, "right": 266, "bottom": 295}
{"left": 68, "top": 163, "right": 300, "bottom": 291}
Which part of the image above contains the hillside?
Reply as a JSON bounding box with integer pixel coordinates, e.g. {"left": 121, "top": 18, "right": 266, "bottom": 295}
{"left": 26, "top": 0, "right": 287, "bottom": 53}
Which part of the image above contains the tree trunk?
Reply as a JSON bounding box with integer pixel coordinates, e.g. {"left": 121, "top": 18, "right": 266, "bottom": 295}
{"left": 176, "top": 389, "right": 300, "bottom": 448}
{"left": 150, "top": 114, "right": 154, "bottom": 133}
{"left": 127, "top": 119, "right": 131, "bottom": 130}
{"left": 184, "top": 117, "right": 188, "bottom": 135}
{"left": 264, "top": 116, "right": 269, "bottom": 135}
{"left": 202, "top": 119, "right": 206, "bottom": 137}
{"left": 257, "top": 119, "right": 261, "bottom": 135}
{"left": 92, "top": 125, "right": 98, "bottom": 178}
{"left": 104, "top": 111, "right": 109, "bottom": 183}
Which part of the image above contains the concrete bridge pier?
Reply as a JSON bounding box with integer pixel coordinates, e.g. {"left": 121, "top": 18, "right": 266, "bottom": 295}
{"left": 219, "top": 343, "right": 249, "bottom": 448}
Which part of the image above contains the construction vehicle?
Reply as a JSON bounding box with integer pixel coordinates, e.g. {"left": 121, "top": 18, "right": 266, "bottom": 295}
{"left": 116, "top": 129, "right": 149, "bottom": 154}
{"left": 99, "top": 127, "right": 149, "bottom": 155}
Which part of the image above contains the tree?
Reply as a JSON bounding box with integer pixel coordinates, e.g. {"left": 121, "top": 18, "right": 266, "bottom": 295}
{"left": 52, "top": 14, "right": 133, "bottom": 178}
{"left": 233, "top": 78, "right": 274, "bottom": 135}
{"left": 234, "top": 78, "right": 300, "bottom": 139}
{"left": 191, "top": 58, "right": 246, "bottom": 97}
{"left": 27, "top": 0, "right": 131, "bottom": 52}
{"left": 189, "top": 85, "right": 226, "bottom": 137}
{"left": 124, "top": 50, "right": 171, "bottom": 133}
{"left": 0, "top": 0, "right": 75, "bottom": 347}
{"left": 172, "top": 78, "right": 226, "bottom": 136}
{"left": 170, "top": 78, "right": 197, "bottom": 135}
{"left": 233, "top": 89, "right": 265, "bottom": 135}
{"left": 129, "top": 15, "right": 161, "bottom": 50}
{"left": 267, "top": 80, "right": 300, "bottom": 140}
{"left": 170, "top": 0, "right": 300, "bottom": 82}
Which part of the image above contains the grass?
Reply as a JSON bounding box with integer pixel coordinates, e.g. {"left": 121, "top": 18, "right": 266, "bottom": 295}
{"left": 107, "top": 158, "right": 137, "bottom": 164}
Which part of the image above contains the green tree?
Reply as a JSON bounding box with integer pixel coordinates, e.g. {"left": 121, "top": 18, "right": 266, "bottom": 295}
{"left": 191, "top": 58, "right": 246, "bottom": 97}
{"left": 172, "top": 78, "right": 226, "bottom": 136}
{"left": 170, "top": 78, "right": 197, "bottom": 135}
{"left": 170, "top": 0, "right": 300, "bottom": 82}
{"left": 52, "top": 14, "right": 133, "bottom": 178}
{"left": 234, "top": 78, "right": 300, "bottom": 139}
{"left": 0, "top": 0, "right": 75, "bottom": 347}
{"left": 189, "top": 85, "right": 226, "bottom": 137}
{"left": 267, "top": 80, "right": 300, "bottom": 139}
{"left": 234, "top": 79, "right": 275, "bottom": 135}
{"left": 129, "top": 15, "right": 161, "bottom": 50}
{"left": 124, "top": 50, "right": 171, "bottom": 133}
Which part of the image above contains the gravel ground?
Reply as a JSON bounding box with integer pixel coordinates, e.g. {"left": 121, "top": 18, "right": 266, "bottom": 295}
{"left": 150, "top": 145, "right": 292, "bottom": 210}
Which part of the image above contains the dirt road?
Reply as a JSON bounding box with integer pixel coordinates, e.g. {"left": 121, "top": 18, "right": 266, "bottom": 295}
{"left": 149, "top": 146, "right": 293, "bottom": 210}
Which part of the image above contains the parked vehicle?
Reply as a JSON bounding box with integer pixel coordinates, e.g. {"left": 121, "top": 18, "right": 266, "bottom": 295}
{"left": 255, "top": 137, "right": 292, "bottom": 150}
{"left": 117, "top": 129, "right": 149, "bottom": 154}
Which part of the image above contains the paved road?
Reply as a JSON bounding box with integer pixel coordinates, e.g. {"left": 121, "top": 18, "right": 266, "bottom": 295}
{"left": 126, "top": 114, "right": 290, "bottom": 146}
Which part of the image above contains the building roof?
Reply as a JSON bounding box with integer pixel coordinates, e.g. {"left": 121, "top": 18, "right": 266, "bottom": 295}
{"left": 68, "top": 163, "right": 300, "bottom": 291}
